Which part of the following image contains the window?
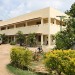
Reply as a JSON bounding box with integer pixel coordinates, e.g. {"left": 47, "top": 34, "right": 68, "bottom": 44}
{"left": 1, "top": 27, "right": 6, "bottom": 30}
{"left": 7, "top": 25, "right": 14, "bottom": 29}
{"left": 16, "top": 23, "right": 25, "bottom": 28}
{"left": 36, "top": 21, "right": 41, "bottom": 24}
{"left": 43, "top": 18, "right": 48, "bottom": 24}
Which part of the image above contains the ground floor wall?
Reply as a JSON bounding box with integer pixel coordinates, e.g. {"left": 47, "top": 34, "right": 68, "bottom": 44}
{"left": 7, "top": 34, "right": 55, "bottom": 48}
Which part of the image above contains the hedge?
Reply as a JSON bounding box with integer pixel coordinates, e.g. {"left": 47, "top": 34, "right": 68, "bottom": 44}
{"left": 44, "top": 50, "right": 75, "bottom": 75}
{"left": 10, "top": 47, "right": 33, "bottom": 70}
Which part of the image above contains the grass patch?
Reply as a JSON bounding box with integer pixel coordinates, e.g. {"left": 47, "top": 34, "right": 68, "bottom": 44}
{"left": 7, "top": 64, "right": 48, "bottom": 75}
{"left": 7, "top": 64, "right": 38, "bottom": 75}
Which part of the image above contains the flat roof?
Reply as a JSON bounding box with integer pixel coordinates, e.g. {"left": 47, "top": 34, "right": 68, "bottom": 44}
{"left": 0, "top": 7, "right": 67, "bottom": 26}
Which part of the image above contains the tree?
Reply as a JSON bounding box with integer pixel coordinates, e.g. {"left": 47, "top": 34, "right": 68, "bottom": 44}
{"left": 55, "top": 2, "right": 75, "bottom": 49}
{"left": 16, "top": 31, "right": 36, "bottom": 46}
{"left": 55, "top": 18, "right": 75, "bottom": 49}
{"left": 16, "top": 31, "right": 25, "bottom": 46}
{"left": 65, "top": 2, "right": 75, "bottom": 17}
{"left": 1, "top": 33, "right": 8, "bottom": 44}
{"left": 26, "top": 33, "right": 36, "bottom": 47}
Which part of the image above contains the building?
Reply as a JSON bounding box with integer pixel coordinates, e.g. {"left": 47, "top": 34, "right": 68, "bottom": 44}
{"left": 0, "top": 7, "right": 67, "bottom": 48}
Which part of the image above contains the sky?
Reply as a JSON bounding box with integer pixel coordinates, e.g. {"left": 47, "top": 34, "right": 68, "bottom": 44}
{"left": 0, "top": 0, "right": 75, "bottom": 20}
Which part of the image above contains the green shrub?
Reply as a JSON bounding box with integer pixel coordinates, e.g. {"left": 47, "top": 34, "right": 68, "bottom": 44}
{"left": 44, "top": 50, "right": 75, "bottom": 75}
{"left": 1, "top": 33, "right": 8, "bottom": 44}
{"left": 10, "top": 47, "right": 33, "bottom": 70}
{"left": 10, "top": 41, "right": 16, "bottom": 45}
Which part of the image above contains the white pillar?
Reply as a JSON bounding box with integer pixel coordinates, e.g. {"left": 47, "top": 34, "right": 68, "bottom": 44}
{"left": 40, "top": 18, "right": 43, "bottom": 46}
{"left": 6, "top": 26, "right": 8, "bottom": 30}
{"left": 41, "top": 18, "right": 43, "bottom": 25}
{"left": 26, "top": 21, "right": 27, "bottom": 26}
{"left": 54, "top": 18, "right": 56, "bottom": 24}
{"left": 14, "top": 24, "right": 16, "bottom": 28}
{"left": 41, "top": 34, "right": 43, "bottom": 46}
{"left": 14, "top": 36, "right": 16, "bottom": 42}
{"left": 0, "top": 27, "right": 1, "bottom": 31}
{"left": 48, "top": 14, "right": 51, "bottom": 47}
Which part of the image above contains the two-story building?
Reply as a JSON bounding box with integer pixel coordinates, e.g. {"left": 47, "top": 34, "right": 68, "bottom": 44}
{"left": 0, "top": 7, "right": 67, "bottom": 48}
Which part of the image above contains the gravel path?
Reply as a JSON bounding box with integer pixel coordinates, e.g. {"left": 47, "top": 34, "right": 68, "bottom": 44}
{"left": 0, "top": 44, "right": 14, "bottom": 75}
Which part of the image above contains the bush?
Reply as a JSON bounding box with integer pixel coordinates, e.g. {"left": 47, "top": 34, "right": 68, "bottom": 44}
{"left": 26, "top": 33, "right": 36, "bottom": 47}
{"left": 55, "top": 18, "right": 75, "bottom": 50}
{"left": 1, "top": 33, "right": 8, "bottom": 44}
{"left": 44, "top": 50, "right": 75, "bottom": 75}
{"left": 10, "top": 47, "right": 33, "bottom": 70}
{"left": 16, "top": 31, "right": 25, "bottom": 46}
{"left": 10, "top": 41, "right": 16, "bottom": 45}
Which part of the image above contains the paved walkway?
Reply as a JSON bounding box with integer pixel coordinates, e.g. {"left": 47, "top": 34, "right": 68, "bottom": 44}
{"left": 0, "top": 44, "right": 13, "bottom": 75}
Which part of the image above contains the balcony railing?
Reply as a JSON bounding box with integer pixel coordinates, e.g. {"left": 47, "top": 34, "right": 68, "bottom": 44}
{"left": 0, "top": 24, "right": 49, "bottom": 35}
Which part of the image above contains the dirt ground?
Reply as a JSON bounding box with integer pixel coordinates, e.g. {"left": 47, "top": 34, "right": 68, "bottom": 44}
{"left": 0, "top": 44, "right": 14, "bottom": 75}
{"left": 0, "top": 44, "right": 50, "bottom": 75}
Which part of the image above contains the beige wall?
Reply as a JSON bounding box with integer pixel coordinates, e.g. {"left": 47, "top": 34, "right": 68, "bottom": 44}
{"left": 50, "top": 8, "right": 67, "bottom": 20}
{"left": 0, "top": 7, "right": 68, "bottom": 48}
{"left": 50, "top": 24, "right": 66, "bottom": 35}
{"left": 0, "top": 7, "right": 50, "bottom": 26}
{"left": 0, "top": 7, "right": 67, "bottom": 36}
{"left": 0, "top": 24, "right": 49, "bottom": 35}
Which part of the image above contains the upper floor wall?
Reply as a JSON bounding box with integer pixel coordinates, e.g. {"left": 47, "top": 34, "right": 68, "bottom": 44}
{"left": 0, "top": 7, "right": 67, "bottom": 26}
{"left": 0, "top": 7, "right": 67, "bottom": 35}
{"left": 0, "top": 17, "right": 66, "bottom": 35}
{"left": 0, "top": 7, "right": 50, "bottom": 26}
{"left": 50, "top": 8, "right": 68, "bottom": 20}
{"left": 0, "top": 24, "right": 49, "bottom": 35}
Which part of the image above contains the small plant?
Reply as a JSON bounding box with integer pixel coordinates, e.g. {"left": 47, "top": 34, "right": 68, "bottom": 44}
{"left": 33, "top": 52, "right": 40, "bottom": 61}
{"left": 10, "top": 41, "right": 16, "bottom": 45}
{"left": 10, "top": 47, "right": 33, "bottom": 70}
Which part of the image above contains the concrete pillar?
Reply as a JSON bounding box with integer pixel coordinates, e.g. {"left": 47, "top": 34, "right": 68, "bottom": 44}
{"left": 54, "top": 18, "right": 56, "bottom": 24}
{"left": 41, "top": 34, "right": 43, "bottom": 46}
{"left": 14, "top": 36, "right": 16, "bottom": 42}
{"left": 14, "top": 24, "right": 16, "bottom": 28}
{"left": 41, "top": 18, "right": 43, "bottom": 25}
{"left": 26, "top": 21, "right": 27, "bottom": 26}
{"left": 0, "top": 27, "right": 1, "bottom": 31}
{"left": 6, "top": 26, "right": 8, "bottom": 30}
{"left": 48, "top": 14, "right": 51, "bottom": 47}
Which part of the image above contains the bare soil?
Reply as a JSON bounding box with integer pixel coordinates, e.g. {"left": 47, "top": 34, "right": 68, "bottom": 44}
{"left": 0, "top": 44, "right": 14, "bottom": 75}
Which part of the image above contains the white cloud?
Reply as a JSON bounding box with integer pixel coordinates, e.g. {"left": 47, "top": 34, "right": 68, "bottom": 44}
{"left": 8, "top": 0, "right": 63, "bottom": 18}
{"left": 0, "top": 0, "right": 75, "bottom": 20}
{"left": 50, "top": 0, "right": 62, "bottom": 9}
{"left": 9, "top": 3, "right": 26, "bottom": 17}
{"left": 2, "top": 0, "right": 12, "bottom": 5}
